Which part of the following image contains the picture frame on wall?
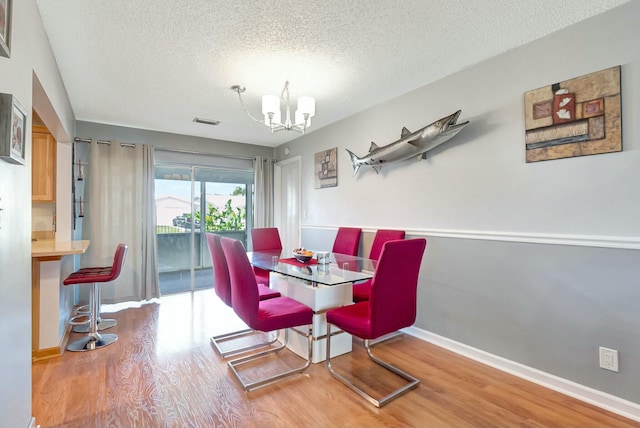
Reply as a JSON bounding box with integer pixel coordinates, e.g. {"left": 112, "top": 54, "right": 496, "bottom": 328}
{"left": 523, "top": 66, "right": 621, "bottom": 162}
{"left": 0, "top": 93, "right": 27, "bottom": 165}
{"left": 0, "top": 0, "right": 12, "bottom": 58}
{"left": 314, "top": 147, "right": 338, "bottom": 189}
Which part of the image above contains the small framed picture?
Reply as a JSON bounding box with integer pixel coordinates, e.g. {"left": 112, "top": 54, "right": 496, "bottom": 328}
{"left": 0, "top": 0, "right": 12, "bottom": 58}
{"left": 0, "top": 93, "right": 27, "bottom": 165}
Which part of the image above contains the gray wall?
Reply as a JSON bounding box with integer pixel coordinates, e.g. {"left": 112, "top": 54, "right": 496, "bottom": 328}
{"left": 0, "top": 0, "right": 77, "bottom": 426}
{"left": 292, "top": 2, "right": 640, "bottom": 405}
{"left": 76, "top": 121, "right": 274, "bottom": 159}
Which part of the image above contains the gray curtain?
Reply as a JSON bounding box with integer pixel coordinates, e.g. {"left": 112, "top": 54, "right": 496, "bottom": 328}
{"left": 81, "top": 141, "right": 159, "bottom": 303}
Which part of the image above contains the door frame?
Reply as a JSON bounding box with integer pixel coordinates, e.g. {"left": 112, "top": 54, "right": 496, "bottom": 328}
{"left": 274, "top": 156, "right": 302, "bottom": 253}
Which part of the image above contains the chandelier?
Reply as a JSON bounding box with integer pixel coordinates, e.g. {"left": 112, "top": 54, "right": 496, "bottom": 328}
{"left": 230, "top": 81, "right": 315, "bottom": 134}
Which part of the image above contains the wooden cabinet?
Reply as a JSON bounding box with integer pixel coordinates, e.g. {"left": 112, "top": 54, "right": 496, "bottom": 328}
{"left": 32, "top": 126, "right": 57, "bottom": 202}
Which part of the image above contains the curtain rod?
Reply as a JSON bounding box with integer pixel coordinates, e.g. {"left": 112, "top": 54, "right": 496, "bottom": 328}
{"left": 73, "top": 137, "right": 135, "bottom": 148}
{"left": 154, "top": 147, "right": 257, "bottom": 162}
{"left": 75, "top": 139, "right": 267, "bottom": 158}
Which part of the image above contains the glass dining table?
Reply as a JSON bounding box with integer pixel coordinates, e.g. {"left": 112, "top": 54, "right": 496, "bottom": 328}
{"left": 246, "top": 250, "right": 377, "bottom": 363}
{"left": 246, "top": 250, "right": 376, "bottom": 287}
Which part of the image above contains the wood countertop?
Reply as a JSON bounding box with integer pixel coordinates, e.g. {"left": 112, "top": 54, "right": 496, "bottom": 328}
{"left": 32, "top": 239, "right": 90, "bottom": 258}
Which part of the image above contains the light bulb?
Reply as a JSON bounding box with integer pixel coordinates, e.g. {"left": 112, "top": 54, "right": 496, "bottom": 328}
{"left": 297, "top": 96, "right": 315, "bottom": 117}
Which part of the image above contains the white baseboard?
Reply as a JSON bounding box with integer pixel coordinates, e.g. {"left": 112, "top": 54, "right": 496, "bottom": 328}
{"left": 403, "top": 327, "right": 640, "bottom": 423}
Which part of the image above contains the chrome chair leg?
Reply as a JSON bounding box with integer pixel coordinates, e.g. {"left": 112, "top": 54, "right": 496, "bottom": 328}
{"left": 210, "top": 328, "right": 278, "bottom": 359}
{"left": 227, "top": 326, "right": 313, "bottom": 391}
{"left": 369, "top": 331, "right": 405, "bottom": 346}
{"left": 325, "top": 323, "right": 419, "bottom": 407}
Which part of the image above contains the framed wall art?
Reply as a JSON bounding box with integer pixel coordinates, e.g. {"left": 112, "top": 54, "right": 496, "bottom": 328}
{"left": 0, "top": 0, "right": 12, "bottom": 58}
{"left": 523, "top": 66, "right": 621, "bottom": 163}
{"left": 314, "top": 147, "right": 338, "bottom": 189}
{"left": 0, "top": 93, "right": 27, "bottom": 165}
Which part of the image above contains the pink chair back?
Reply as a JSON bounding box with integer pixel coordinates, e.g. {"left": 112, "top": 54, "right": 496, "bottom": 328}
{"left": 369, "top": 238, "right": 426, "bottom": 337}
{"left": 251, "top": 227, "right": 283, "bottom": 251}
{"left": 369, "top": 229, "right": 405, "bottom": 261}
{"left": 206, "top": 233, "right": 232, "bottom": 307}
{"left": 220, "top": 237, "right": 260, "bottom": 327}
{"left": 332, "top": 227, "right": 362, "bottom": 256}
{"left": 109, "top": 244, "right": 128, "bottom": 281}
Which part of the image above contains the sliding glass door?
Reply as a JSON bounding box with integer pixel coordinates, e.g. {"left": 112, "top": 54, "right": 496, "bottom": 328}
{"left": 154, "top": 153, "right": 254, "bottom": 295}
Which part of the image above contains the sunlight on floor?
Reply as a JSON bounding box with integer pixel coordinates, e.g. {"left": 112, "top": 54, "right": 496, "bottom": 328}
{"left": 102, "top": 289, "right": 250, "bottom": 356}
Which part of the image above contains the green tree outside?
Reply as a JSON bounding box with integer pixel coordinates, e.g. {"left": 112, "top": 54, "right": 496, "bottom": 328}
{"left": 192, "top": 199, "right": 246, "bottom": 231}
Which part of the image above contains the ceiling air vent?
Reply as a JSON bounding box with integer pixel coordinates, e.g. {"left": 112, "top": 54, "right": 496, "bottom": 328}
{"left": 193, "top": 117, "right": 220, "bottom": 126}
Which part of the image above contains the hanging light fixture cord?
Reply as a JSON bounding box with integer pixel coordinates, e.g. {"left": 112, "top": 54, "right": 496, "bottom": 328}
{"left": 231, "top": 85, "right": 263, "bottom": 124}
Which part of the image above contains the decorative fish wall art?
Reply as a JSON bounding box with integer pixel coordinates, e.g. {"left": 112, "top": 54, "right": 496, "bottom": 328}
{"left": 346, "top": 110, "right": 469, "bottom": 176}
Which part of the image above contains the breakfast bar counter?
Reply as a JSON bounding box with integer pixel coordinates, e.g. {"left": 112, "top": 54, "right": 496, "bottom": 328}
{"left": 32, "top": 239, "right": 90, "bottom": 259}
{"left": 32, "top": 239, "right": 90, "bottom": 359}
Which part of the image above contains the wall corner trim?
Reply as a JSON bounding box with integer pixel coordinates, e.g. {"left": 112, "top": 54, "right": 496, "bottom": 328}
{"left": 301, "top": 225, "right": 640, "bottom": 250}
{"left": 404, "top": 327, "right": 640, "bottom": 423}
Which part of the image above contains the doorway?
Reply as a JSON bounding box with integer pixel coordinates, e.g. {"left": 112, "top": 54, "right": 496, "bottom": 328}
{"left": 154, "top": 160, "right": 254, "bottom": 295}
{"left": 274, "top": 156, "right": 302, "bottom": 253}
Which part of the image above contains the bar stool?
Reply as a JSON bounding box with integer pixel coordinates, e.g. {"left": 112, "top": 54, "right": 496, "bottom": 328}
{"left": 63, "top": 244, "right": 128, "bottom": 352}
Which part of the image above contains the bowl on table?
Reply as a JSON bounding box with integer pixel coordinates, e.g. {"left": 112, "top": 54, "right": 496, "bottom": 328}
{"left": 292, "top": 248, "right": 314, "bottom": 263}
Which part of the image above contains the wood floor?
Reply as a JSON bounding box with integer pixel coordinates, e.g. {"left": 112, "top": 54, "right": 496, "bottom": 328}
{"left": 32, "top": 289, "right": 639, "bottom": 428}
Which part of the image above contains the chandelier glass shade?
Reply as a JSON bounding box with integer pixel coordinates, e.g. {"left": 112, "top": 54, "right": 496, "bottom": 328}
{"left": 231, "top": 81, "right": 315, "bottom": 134}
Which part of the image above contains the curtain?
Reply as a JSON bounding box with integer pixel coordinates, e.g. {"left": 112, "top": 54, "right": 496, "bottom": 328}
{"left": 253, "top": 156, "right": 274, "bottom": 229}
{"left": 81, "top": 141, "right": 159, "bottom": 304}
{"left": 141, "top": 146, "right": 160, "bottom": 300}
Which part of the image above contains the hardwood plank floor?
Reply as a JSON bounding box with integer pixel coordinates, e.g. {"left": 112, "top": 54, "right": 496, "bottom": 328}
{"left": 32, "top": 289, "right": 639, "bottom": 428}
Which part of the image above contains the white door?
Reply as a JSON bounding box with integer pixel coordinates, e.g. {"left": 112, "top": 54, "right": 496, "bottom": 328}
{"left": 274, "top": 156, "right": 301, "bottom": 253}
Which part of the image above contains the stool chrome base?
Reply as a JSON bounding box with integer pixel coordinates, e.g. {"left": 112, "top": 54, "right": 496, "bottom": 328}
{"left": 67, "top": 333, "right": 118, "bottom": 352}
{"left": 73, "top": 286, "right": 117, "bottom": 332}
{"left": 72, "top": 318, "right": 117, "bottom": 333}
{"left": 66, "top": 282, "right": 118, "bottom": 352}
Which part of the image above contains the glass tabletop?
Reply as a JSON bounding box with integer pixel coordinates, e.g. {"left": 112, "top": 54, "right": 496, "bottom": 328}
{"left": 247, "top": 250, "right": 376, "bottom": 286}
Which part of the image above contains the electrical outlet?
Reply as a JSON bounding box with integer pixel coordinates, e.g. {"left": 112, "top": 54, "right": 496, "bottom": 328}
{"left": 599, "top": 347, "right": 619, "bottom": 372}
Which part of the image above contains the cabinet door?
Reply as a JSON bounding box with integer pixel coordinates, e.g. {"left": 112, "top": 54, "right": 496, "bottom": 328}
{"left": 32, "top": 131, "right": 57, "bottom": 202}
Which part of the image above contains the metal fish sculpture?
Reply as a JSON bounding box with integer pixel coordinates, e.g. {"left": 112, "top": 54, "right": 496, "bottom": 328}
{"left": 346, "top": 110, "right": 469, "bottom": 176}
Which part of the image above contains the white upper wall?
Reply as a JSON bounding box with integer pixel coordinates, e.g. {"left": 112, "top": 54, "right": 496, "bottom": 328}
{"left": 283, "top": 1, "right": 639, "bottom": 239}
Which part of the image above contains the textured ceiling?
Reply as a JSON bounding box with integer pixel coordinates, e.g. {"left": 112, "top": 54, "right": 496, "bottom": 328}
{"left": 36, "top": 0, "right": 630, "bottom": 147}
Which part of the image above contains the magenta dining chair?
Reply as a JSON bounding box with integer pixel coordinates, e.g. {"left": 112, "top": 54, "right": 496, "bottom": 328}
{"left": 332, "top": 227, "right": 362, "bottom": 256}
{"left": 352, "top": 229, "right": 406, "bottom": 303}
{"left": 220, "top": 237, "right": 314, "bottom": 391}
{"left": 325, "top": 238, "right": 427, "bottom": 407}
{"left": 206, "top": 233, "right": 280, "bottom": 358}
{"left": 250, "top": 227, "right": 283, "bottom": 286}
